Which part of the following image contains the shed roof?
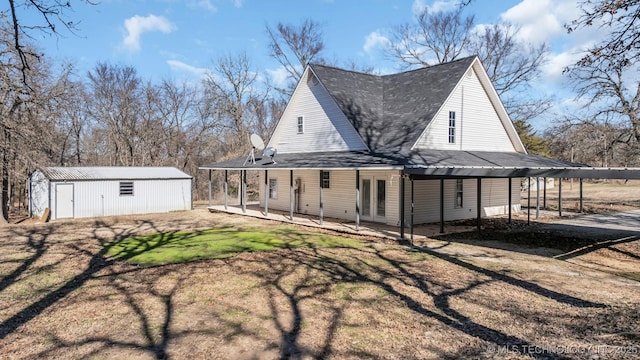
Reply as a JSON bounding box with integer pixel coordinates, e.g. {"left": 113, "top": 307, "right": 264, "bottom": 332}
{"left": 37, "top": 167, "right": 192, "bottom": 181}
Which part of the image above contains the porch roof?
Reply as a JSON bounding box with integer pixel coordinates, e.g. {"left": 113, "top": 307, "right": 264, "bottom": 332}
{"left": 200, "top": 149, "right": 640, "bottom": 179}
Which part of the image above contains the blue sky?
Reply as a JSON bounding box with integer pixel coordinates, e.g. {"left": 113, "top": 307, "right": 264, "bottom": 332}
{"left": 21, "top": 0, "right": 599, "bottom": 129}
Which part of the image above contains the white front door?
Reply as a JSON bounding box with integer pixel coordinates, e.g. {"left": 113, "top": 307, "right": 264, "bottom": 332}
{"left": 360, "top": 177, "right": 386, "bottom": 223}
{"left": 56, "top": 183, "right": 74, "bottom": 219}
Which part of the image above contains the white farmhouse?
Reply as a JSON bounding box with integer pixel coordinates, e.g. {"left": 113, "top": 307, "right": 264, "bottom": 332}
{"left": 201, "top": 56, "right": 629, "bottom": 238}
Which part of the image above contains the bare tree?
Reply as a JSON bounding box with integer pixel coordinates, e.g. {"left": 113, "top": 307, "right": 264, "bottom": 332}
{"left": 266, "top": 19, "right": 326, "bottom": 95}
{"left": 566, "top": 0, "right": 640, "bottom": 70}
{"left": 6, "top": 0, "right": 95, "bottom": 84}
{"left": 388, "top": 7, "right": 474, "bottom": 67}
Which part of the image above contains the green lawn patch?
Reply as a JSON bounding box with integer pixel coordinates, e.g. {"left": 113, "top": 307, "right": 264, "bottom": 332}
{"left": 105, "top": 226, "right": 361, "bottom": 265}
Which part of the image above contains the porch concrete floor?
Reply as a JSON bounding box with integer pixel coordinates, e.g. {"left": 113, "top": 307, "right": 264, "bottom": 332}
{"left": 207, "top": 203, "right": 478, "bottom": 241}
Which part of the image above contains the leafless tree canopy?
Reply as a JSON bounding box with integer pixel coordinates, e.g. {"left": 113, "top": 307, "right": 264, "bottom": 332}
{"left": 266, "top": 19, "right": 326, "bottom": 94}
{"left": 566, "top": 0, "right": 640, "bottom": 70}
{"left": 558, "top": 1, "right": 640, "bottom": 166}
{"left": 389, "top": 7, "right": 475, "bottom": 67}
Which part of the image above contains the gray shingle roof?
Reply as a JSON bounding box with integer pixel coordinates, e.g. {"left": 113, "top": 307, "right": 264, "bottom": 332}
{"left": 310, "top": 56, "right": 476, "bottom": 152}
{"left": 38, "top": 167, "right": 192, "bottom": 181}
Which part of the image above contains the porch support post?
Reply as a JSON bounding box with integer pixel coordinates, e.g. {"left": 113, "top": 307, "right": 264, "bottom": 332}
{"left": 508, "top": 177, "right": 512, "bottom": 224}
{"left": 264, "top": 170, "right": 268, "bottom": 217}
{"left": 558, "top": 177, "right": 563, "bottom": 217}
{"left": 289, "top": 170, "right": 294, "bottom": 220}
{"left": 535, "top": 176, "right": 540, "bottom": 220}
{"left": 410, "top": 176, "right": 415, "bottom": 246}
{"left": 399, "top": 172, "right": 404, "bottom": 239}
{"left": 208, "top": 169, "right": 212, "bottom": 207}
{"left": 356, "top": 170, "right": 360, "bottom": 231}
{"left": 319, "top": 170, "right": 323, "bottom": 226}
{"left": 527, "top": 177, "right": 531, "bottom": 225}
{"left": 439, "top": 178, "right": 445, "bottom": 234}
{"left": 543, "top": 177, "right": 547, "bottom": 210}
{"left": 579, "top": 178, "right": 584, "bottom": 213}
{"left": 242, "top": 170, "right": 246, "bottom": 214}
{"left": 224, "top": 170, "right": 228, "bottom": 210}
{"left": 477, "top": 177, "right": 482, "bottom": 233}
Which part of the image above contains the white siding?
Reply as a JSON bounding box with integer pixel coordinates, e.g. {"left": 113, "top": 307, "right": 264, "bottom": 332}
{"left": 47, "top": 179, "right": 191, "bottom": 220}
{"left": 414, "top": 67, "right": 517, "bottom": 152}
{"left": 29, "top": 170, "right": 50, "bottom": 218}
{"left": 402, "top": 178, "right": 521, "bottom": 224}
{"left": 259, "top": 170, "right": 401, "bottom": 226}
{"left": 268, "top": 70, "right": 367, "bottom": 153}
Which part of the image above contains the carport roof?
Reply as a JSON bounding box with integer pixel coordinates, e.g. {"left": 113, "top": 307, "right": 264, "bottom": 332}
{"left": 37, "top": 166, "right": 192, "bottom": 181}
{"left": 200, "top": 149, "right": 640, "bottom": 179}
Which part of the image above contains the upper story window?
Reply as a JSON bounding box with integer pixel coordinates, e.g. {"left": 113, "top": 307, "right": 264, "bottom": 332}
{"left": 320, "top": 171, "right": 330, "bottom": 189}
{"left": 119, "top": 181, "right": 134, "bottom": 196}
{"left": 448, "top": 111, "right": 456, "bottom": 144}
{"left": 297, "top": 116, "right": 304, "bottom": 134}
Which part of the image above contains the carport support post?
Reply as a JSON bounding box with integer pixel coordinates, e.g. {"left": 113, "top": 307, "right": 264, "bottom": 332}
{"left": 440, "top": 178, "right": 445, "bottom": 234}
{"left": 319, "top": 170, "right": 323, "bottom": 226}
{"left": 224, "top": 170, "right": 228, "bottom": 210}
{"left": 558, "top": 178, "right": 563, "bottom": 217}
{"left": 508, "top": 177, "right": 512, "bottom": 224}
{"left": 410, "top": 176, "right": 415, "bottom": 245}
{"left": 579, "top": 178, "right": 584, "bottom": 213}
{"left": 527, "top": 178, "right": 531, "bottom": 225}
{"left": 289, "top": 170, "right": 294, "bottom": 220}
{"left": 356, "top": 170, "right": 361, "bottom": 231}
{"left": 242, "top": 170, "right": 246, "bottom": 214}
{"left": 264, "top": 170, "right": 268, "bottom": 217}
{"left": 536, "top": 176, "right": 540, "bottom": 220}
{"left": 208, "top": 169, "right": 212, "bottom": 207}
{"left": 543, "top": 177, "right": 547, "bottom": 209}
{"left": 477, "top": 178, "right": 482, "bottom": 233}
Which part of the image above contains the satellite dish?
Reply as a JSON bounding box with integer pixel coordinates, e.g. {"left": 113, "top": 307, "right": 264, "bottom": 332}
{"left": 263, "top": 147, "right": 277, "bottom": 164}
{"left": 250, "top": 134, "right": 265, "bottom": 150}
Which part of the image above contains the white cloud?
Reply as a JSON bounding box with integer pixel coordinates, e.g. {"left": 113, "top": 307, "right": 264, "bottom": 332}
{"left": 363, "top": 31, "right": 391, "bottom": 53}
{"left": 412, "top": 0, "right": 458, "bottom": 15}
{"left": 122, "top": 14, "right": 175, "bottom": 52}
{"left": 167, "top": 60, "right": 209, "bottom": 78}
{"left": 266, "top": 66, "right": 290, "bottom": 89}
{"left": 233, "top": 0, "right": 243, "bottom": 8}
{"left": 190, "top": 0, "right": 217, "bottom": 13}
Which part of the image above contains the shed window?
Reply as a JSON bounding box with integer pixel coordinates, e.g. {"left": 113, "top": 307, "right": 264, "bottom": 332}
{"left": 448, "top": 111, "right": 456, "bottom": 144}
{"left": 297, "top": 116, "right": 304, "bottom": 134}
{"left": 269, "top": 179, "right": 277, "bottom": 199}
{"left": 455, "top": 179, "right": 463, "bottom": 208}
{"left": 119, "top": 181, "right": 134, "bottom": 196}
{"left": 320, "top": 171, "right": 330, "bottom": 189}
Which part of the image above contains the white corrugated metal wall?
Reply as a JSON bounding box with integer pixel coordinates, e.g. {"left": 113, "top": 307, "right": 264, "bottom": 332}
{"left": 34, "top": 176, "right": 191, "bottom": 220}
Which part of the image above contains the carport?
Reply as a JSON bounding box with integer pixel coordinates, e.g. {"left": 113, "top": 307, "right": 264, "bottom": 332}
{"left": 401, "top": 164, "right": 640, "bottom": 243}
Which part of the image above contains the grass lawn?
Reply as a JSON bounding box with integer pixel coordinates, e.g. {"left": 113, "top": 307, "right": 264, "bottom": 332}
{"left": 105, "top": 225, "right": 362, "bottom": 265}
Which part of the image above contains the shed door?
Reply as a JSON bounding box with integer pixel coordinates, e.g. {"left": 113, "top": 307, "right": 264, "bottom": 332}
{"left": 56, "top": 183, "right": 74, "bottom": 219}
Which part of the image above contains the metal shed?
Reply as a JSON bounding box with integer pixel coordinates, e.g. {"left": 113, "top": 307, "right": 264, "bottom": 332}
{"left": 29, "top": 167, "right": 192, "bottom": 220}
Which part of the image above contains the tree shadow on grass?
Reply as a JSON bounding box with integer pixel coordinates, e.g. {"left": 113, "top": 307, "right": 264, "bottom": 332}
{"left": 0, "top": 217, "right": 627, "bottom": 360}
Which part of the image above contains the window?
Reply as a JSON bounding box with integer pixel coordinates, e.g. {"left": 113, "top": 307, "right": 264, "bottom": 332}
{"left": 119, "top": 181, "right": 134, "bottom": 196}
{"left": 455, "top": 179, "right": 463, "bottom": 208}
{"left": 269, "top": 179, "right": 277, "bottom": 199}
{"left": 448, "top": 111, "right": 456, "bottom": 144}
{"left": 320, "top": 171, "right": 330, "bottom": 189}
{"left": 297, "top": 116, "right": 304, "bottom": 134}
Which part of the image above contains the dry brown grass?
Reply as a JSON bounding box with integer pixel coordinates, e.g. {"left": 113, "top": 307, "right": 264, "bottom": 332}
{"left": 0, "top": 208, "right": 639, "bottom": 359}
